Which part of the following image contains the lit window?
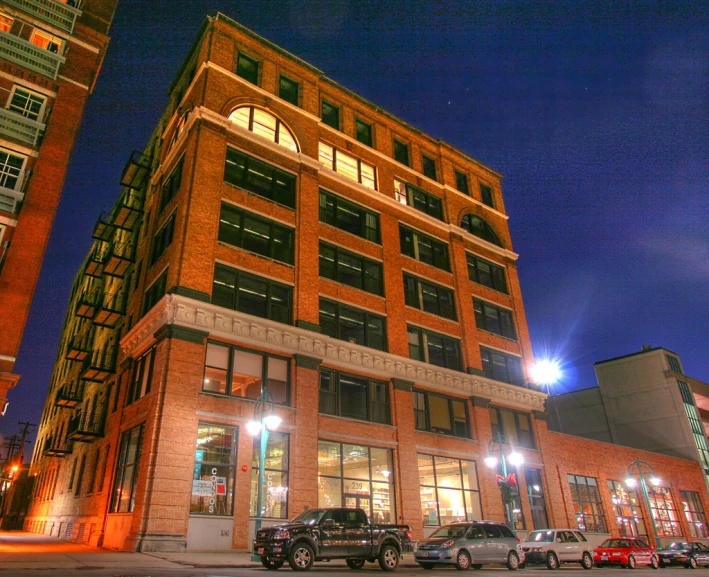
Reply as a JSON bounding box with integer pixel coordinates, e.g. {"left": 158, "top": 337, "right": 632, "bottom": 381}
{"left": 647, "top": 486, "right": 682, "bottom": 537}
{"left": 318, "top": 142, "right": 377, "bottom": 190}
{"left": 228, "top": 106, "right": 298, "bottom": 152}
{"left": 8, "top": 87, "right": 45, "bottom": 122}
{"left": 31, "top": 29, "right": 63, "bottom": 54}
{"left": 0, "top": 14, "right": 13, "bottom": 33}
{"left": 191, "top": 423, "right": 237, "bottom": 516}
{"left": 251, "top": 432, "right": 289, "bottom": 518}
{"left": 567, "top": 474, "right": 607, "bottom": 533}
{"left": 418, "top": 454, "right": 481, "bottom": 526}
{"left": 413, "top": 390, "right": 469, "bottom": 437}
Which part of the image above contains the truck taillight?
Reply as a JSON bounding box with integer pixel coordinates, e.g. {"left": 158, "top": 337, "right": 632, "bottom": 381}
{"left": 407, "top": 529, "right": 412, "bottom": 541}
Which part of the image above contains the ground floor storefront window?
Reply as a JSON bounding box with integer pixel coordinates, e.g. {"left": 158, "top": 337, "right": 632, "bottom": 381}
{"left": 318, "top": 440, "right": 395, "bottom": 523}
{"left": 418, "top": 454, "right": 482, "bottom": 526}
{"left": 526, "top": 468, "right": 549, "bottom": 529}
{"left": 110, "top": 424, "right": 144, "bottom": 513}
{"left": 250, "top": 432, "right": 289, "bottom": 519}
{"left": 568, "top": 474, "right": 607, "bottom": 532}
{"left": 608, "top": 479, "right": 647, "bottom": 539}
{"left": 681, "top": 490, "right": 709, "bottom": 538}
{"left": 648, "top": 486, "right": 681, "bottom": 537}
{"left": 191, "top": 422, "right": 237, "bottom": 516}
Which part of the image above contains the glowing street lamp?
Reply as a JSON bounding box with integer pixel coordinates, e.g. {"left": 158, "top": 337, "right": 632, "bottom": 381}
{"left": 485, "top": 434, "right": 524, "bottom": 534}
{"left": 531, "top": 358, "right": 563, "bottom": 430}
{"left": 626, "top": 459, "right": 662, "bottom": 548}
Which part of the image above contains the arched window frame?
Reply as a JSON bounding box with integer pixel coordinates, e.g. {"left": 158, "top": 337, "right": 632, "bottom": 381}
{"left": 460, "top": 214, "right": 503, "bottom": 247}
{"left": 228, "top": 105, "right": 299, "bottom": 153}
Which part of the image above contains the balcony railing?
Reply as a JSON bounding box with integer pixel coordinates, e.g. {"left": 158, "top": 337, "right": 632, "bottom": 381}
{"left": 91, "top": 212, "right": 114, "bottom": 242}
{"left": 3, "top": 0, "right": 82, "bottom": 34}
{"left": 84, "top": 243, "right": 108, "bottom": 278}
{"left": 65, "top": 331, "right": 93, "bottom": 362}
{"left": 66, "top": 410, "right": 104, "bottom": 443}
{"left": 54, "top": 382, "right": 83, "bottom": 408}
{"left": 120, "top": 150, "right": 151, "bottom": 190}
{"left": 42, "top": 435, "right": 71, "bottom": 457}
{"left": 0, "top": 108, "right": 45, "bottom": 146}
{"left": 0, "top": 30, "right": 66, "bottom": 80}
{"left": 80, "top": 346, "right": 116, "bottom": 382}
{"left": 93, "top": 291, "right": 125, "bottom": 328}
{"left": 75, "top": 289, "right": 101, "bottom": 318}
{"left": 0, "top": 185, "right": 23, "bottom": 214}
{"left": 111, "top": 188, "right": 143, "bottom": 231}
{"left": 103, "top": 239, "right": 135, "bottom": 278}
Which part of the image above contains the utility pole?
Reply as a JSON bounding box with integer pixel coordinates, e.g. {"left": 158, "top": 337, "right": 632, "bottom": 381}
{"left": 16, "top": 421, "right": 37, "bottom": 464}
{"left": 2, "top": 434, "right": 19, "bottom": 464}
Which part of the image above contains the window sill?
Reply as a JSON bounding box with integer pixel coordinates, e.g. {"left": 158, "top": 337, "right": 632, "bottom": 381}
{"left": 319, "top": 412, "right": 395, "bottom": 428}
{"left": 217, "top": 241, "right": 295, "bottom": 269}
{"left": 404, "top": 305, "right": 458, "bottom": 324}
{"left": 469, "top": 278, "right": 510, "bottom": 297}
{"left": 319, "top": 221, "right": 383, "bottom": 247}
{"left": 414, "top": 428, "right": 475, "bottom": 442}
{"left": 198, "top": 390, "right": 293, "bottom": 410}
{"left": 320, "top": 276, "right": 386, "bottom": 299}
{"left": 400, "top": 253, "right": 452, "bottom": 275}
{"left": 223, "top": 180, "right": 296, "bottom": 212}
{"left": 477, "top": 328, "right": 519, "bottom": 344}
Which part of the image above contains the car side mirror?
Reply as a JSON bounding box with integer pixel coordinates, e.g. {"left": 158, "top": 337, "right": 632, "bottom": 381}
{"left": 322, "top": 519, "right": 334, "bottom": 527}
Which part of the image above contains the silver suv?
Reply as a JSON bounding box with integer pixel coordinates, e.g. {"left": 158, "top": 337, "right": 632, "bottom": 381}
{"left": 414, "top": 521, "right": 525, "bottom": 570}
{"left": 521, "top": 529, "right": 594, "bottom": 570}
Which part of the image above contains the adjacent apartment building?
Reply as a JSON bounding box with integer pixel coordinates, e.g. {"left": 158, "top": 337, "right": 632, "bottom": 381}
{"left": 0, "top": 0, "right": 118, "bottom": 416}
{"left": 25, "top": 14, "right": 709, "bottom": 553}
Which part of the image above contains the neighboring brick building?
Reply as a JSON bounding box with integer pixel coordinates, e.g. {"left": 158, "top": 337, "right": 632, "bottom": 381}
{"left": 0, "top": 0, "right": 119, "bottom": 417}
{"left": 24, "top": 13, "right": 709, "bottom": 552}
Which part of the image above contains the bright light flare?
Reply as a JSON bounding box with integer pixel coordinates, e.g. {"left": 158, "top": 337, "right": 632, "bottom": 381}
{"left": 246, "top": 420, "right": 262, "bottom": 435}
{"left": 531, "top": 359, "right": 562, "bottom": 386}
{"left": 265, "top": 414, "right": 282, "bottom": 431}
{"left": 625, "top": 477, "right": 637, "bottom": 488}
{"left": 508, "top": 452, "right": 524, "bottom": 467}
{"left": 650, "top": 476, "right": 661, "bottom": 486}
{"left": 484, "top": 456, "right": 498, "bottom": 468}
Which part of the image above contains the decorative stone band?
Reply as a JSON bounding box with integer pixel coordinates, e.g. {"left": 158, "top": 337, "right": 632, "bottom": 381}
{"left": 121, "top": 294, "right": 547, "bottom": 411}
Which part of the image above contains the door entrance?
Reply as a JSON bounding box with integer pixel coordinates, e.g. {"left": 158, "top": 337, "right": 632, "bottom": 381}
{"left": 344, "top": 494, "right": 370, "bottom": 513}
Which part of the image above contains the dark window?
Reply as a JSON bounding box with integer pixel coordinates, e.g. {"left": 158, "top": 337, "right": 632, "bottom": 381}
{"left": 460, "top": 214, "right": 502, "bottom": 246}
{"left": 393, "top": 139, "right": 409, "bottom": 166}
{"left": 279, "top": 75, "right": 299, "bottom": 106}
{"left": 224, "top": 147, "right": 296, "bottom": 209}
{"left": 150, "top": 214, "right": 175, "bottom": 266}
{"left": 74, "top": 454, "right": 86, "bottom": 496}
{"left": 203, "top": 341, "right": 289, "bottom": 404}
{"left": 408, "top": 325, "right": 461, "bottom": 371}
{"left": 681, "top": 491, "right": 709, "bottom": 538}
{"left": 403, "top": 273, "right": 456, "bottom": 320}
{"left": 422, "top": 154, "right": 437, "bottom": 180}
{"left": 455, "top": 170, "right": 469, "bottom": 195}
{"left": 467, "top": 253, "right": 508, "bottom": 293}
{"left": 413, "top": 390, "right": 469, "bottom": 437}
{"left": 159, "top": 158, "right": 183, "bottom": 213}
{"left": 319, "top": 369, "right": 389, "bottom": 424}
{"left": 218, "top": 202, "right": 295, "bottom": 265}
{"left": 236, "top": 52, "right": 259, "bottom": 84}
{"left": 473, "top": 299, "right": 517, "bottom": 340}
{"left": 525, "top": 469, "right": 549, "bottom": 529}
{"left": 126, "top": 346, "right": 155, "bottom": 405}
{"left": 489, "top": 406, "right": 535, "bottom": 448}
{"left": 110, "top": 424, "right": 144, "bottom": 513}
{"left": 9, "top": 87, "right": 44, "bottom": 121}
{"left": 319, "top": 241, "right": 383, "bottom": 295}
{"left": 142, "top": 269, "right": 167, "bottom": 316}
{"left": 567, "top": 474, "right": 607, "bottom": 533}
{"left": 394, "top": 180, "right": 443, "bottom": 221}
{"left": 356, "top": 119, "right": 373, "bottom": 147}
{"left": 667, "top": 355, "right": 682, "bottom": 373}
{"left": 321, "top": 100, "right": 340, "bottom": 130}
{"left": 191, "top": 422, "right": 237, "bottom": 516}
{"left": 480, "top": 183, "right": 494, "bottom": 207}
{"left": 480, "top": 346, "right": 524, "bottom": 387}
{"left": 319, "top": 190, "right": 380, "bottom": 243}
{"left": 319, "top": 298, "right": 387, "bottom": 351}
{"left": 212, "top": 264, "right": 292, "bottom": 325}
{"left": 399, "top": 225, "right": 450, "bottom": 271}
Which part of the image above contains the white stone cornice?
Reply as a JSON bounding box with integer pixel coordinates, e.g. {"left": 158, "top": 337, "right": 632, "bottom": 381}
{"left": 121, "top": 294, "right": 547, "bottom": 411}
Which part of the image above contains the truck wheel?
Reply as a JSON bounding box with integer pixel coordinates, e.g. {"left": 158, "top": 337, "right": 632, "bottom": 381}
{"left": 288, "top": 543, "right": 314, "bottom": 571}
{"left": 419, "top": 563, "right": 435, "bottom": 570}
{"left": 378, "top": 544, "right": 399, "bottom": 571}
{"left": 456, "top": 550, "right": 471, "bottom": 570}
{"left": 581, "top": 552, "right": 594, "bottom": 570}
{"left": 347, "top": 559, "right": 366, "bottom": 570}
{"left": 546, "top": 552, "right": 559, "bottom": 570}
{"left": 507, "top": 551, "right": 520, "bottom": 570}
{"left": 261, "top": 557, "right": 284, "bottom": 570}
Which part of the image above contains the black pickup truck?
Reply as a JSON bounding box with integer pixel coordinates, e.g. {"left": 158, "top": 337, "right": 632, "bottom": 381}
{"left": 253, "top": 507, "right": 413, "bottom": 571}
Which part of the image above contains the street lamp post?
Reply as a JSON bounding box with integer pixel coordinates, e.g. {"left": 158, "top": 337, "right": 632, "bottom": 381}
{"left": 485, "top": 434, "right": 524, "bottom": 534}
{"left": 625, "top": 459, "right": 662, "bottom": 548}
{"left": 247, "top": 387, "right": 282, "bottom": 562}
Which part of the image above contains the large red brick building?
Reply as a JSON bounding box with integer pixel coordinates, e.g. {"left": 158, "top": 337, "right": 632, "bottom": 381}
{"left": 0, "top": 0, "right": 118, "bottom": 416}
{"left": 25, "top": 13, "right": 709, "bottom": 552}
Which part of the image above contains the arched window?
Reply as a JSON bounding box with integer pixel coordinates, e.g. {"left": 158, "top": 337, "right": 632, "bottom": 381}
{"left": 228, "top": 106, "right": 298, "bottom": 152}
{"left": 460, "top": 214, "right": 502, "bottom": 247}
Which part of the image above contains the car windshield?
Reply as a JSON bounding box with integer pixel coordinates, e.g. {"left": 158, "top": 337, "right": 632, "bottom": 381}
{"left": 430, "top": 525, "right": 469, "bottom": 539}
{"left": 291, "top": 510, "right": 326, "bottom": 525}
{"left": 601, "top": 539, "right": 631, "bottom": 548}
{"left": 526, "top": 530, "right": 555, "bottom": 543}
{"left": 667, "top": 543, "right": 691, "bottom": 550}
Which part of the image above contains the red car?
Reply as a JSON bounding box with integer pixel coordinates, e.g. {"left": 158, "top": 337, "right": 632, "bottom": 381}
{"left": 593, "top": 538, "right": 659, "bottom": 569}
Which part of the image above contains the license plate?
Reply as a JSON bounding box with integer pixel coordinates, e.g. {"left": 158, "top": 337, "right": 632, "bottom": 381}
{"left": 602, "top": 555, "right": 608, "bottom": 560}
{"left": 613, "top": 552, "right": 621, "bottom": 557}
{"left": 419, "top": 552, "right": 429, "bottom": 557}
{"left": 257, "top": 548, "right": 265, "bottom": 555}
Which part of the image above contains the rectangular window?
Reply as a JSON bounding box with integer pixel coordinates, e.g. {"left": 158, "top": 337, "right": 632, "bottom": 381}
{"left": 8, "top": 87, "right": 45, "bottom": 121}
{"left": 394, "top": 179, "right": 443, "bottom": 221}
{"left": 413, "top": 389, "right": 469, "bottom": 437}
{"left": 526, "top": 469, "right": 549, "bottom": 529}
{"left": 126, "top": 346, "right": 155, "bottom": 405}
{"left": 0, "top": 148, "right": 25, "bottom": 191}
{"left": 318, "top": 142, "right": 376, "bottom": 190}
{"left": 321, "top": 100, "right": 340, "bottom": 130}
{"left": 224, "top": 147, "right": 296, "bottom": 208}
{"left": 159, "top": 158, "right": 183, "bottom": 212}
{"left": 212, "top": 264, "right": 292, "bottom": 325}
{"left": 218, "top": 202, "right": 295, "bottom": 265}
{"left": 150, "top": 213, "right": 175, "bottom": 265}
{"left": 608, "top": 479, "right": 647, "bottom": 539}
{"left": 393, "top": 139, "right": 409, "bottom": 166}
{"left": 408, "top": 325, "right": 461, "bottom": 371}
{"left": 667, "top": 355, "right": 682, "bottom": 373}
{"left": 251, "top": 432, "right": 289, "bottom": 518}
{"left": 473, "top": 299, "right": 517, "bottom": 340}
{"left": 318, "top": 440, "right": 396, "bottom": 523}
{"left": 467, "top": 253, "right": 508, "bottom": 293}
{"left": 356, "top": 119, "right": 373, "bottom": 147}
{"left": 0, "top": 14, "right": 12, "bottom": 33}
{"left": 74, "top": 454, "right": 86, "bottom": 496}
{"left": 681, "top": 490, "right": 709, "bottom": 539}
{"left": 319, "top": 189, "right": 380, "bottom": 243}
{"left": 319, "top": 298, "right": 387, "bottom": 351}
{"left": 480, "top": 346, "right": 524, "bottom": 387}
{"left": 678, "top": 380, "right": 709, "bottom": 470}
{"left": 418, "top": 454, "right": 481, "bottom": 526}
{"left": 480, "top": 183, "right": 494, "bottom": 208}
{"left": 142, "top": 269, "right": 167, "bottom": 316}
{"left": 31, "top": 28, "right": 63, "bottom": 54}
{"left": 455, "top": 170, "right": 469, "bottom": 195}
{"left": 319, "top": 241, "right": 383, "bottom": 296}
{"left": 202, "top": 341, "right": 289, "bottom": 404}
{"left": 488, "top": 406, "right": 535, "bottom": 449}
{"left": 403, "top": 273, "right": 456, "bottom": 320}
{"left": 110, "top": 424, "right": 144, "bottom": 513}
{"left": 422, "top": 154, "right": 437, "bottom": 181}
{"left": 279, "top": 75, "right": 299, "bottom": 106}
{"left": 399, "top": 225, "right": 450, "bottom": 271}
{"left": 648, "top": 486, "right": 681, "bottom": 537}
{"left": 319, "top": 369, "right": 389, "bottom": 424}
{"left": 567, "top": 474, "right": 607, "bottom": 532}
{"left": 236, "top": 52, "right": 259, "bottom": 84}
{"left": 191, "top": 422, "right": 237, "bottom": 516}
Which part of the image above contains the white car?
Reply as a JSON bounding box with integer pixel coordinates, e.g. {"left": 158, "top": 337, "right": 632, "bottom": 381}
{"left": 521, "top": 529, "right": 594, "bottom": 570}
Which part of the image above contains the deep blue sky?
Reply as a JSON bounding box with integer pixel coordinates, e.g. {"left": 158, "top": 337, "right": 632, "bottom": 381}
{"left": 3, "top": 0, "right": 708, "bottom": 447}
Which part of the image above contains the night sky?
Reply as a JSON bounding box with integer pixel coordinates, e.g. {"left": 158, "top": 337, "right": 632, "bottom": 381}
{"left": 2, "top": 0, "right": 708, "bottom": 448}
